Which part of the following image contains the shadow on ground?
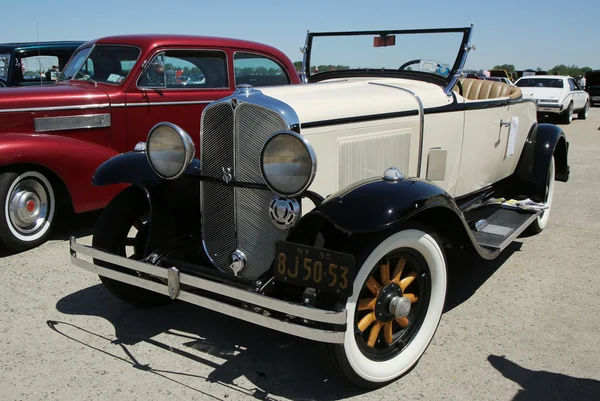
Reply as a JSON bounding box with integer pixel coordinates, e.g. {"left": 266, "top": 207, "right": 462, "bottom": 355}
{"left": 51, "top": 241, "right": 522, "bottom": 400}
{"left": 488, "top": 354, "right": 600, "bottom": 400}
{"left": 53, "top": 284, "right": 367, "bottom": 400}
{"left": 444, "top": 241, "right": 522, "bottom": 313}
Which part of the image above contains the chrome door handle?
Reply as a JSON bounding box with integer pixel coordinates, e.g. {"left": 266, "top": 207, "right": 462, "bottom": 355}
{"left": 500, "top": 119, "right": 511, "bottom": 127}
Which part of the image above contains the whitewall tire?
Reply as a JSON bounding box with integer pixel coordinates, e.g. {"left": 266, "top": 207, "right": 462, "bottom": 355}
{"left": 327, "top": 228, "right": 447, "bottom": 387}
{"left": 526, "top": 156, "right": 555, "bottom": 234}
{"left": 0, "top": 170, "right": 56, "bottom": 252}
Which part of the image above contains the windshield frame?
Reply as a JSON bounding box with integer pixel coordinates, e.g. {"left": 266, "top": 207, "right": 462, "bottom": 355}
{"left": 59, "top": 43, "right": 142, "bottom": 86}
{"left": 301, "top": 25, "right": 474, "bottom": 95}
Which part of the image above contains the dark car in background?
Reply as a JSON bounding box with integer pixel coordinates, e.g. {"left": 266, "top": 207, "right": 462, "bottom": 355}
{"left": 0, "top": 41, "right": 84, "bottom": 88}
{"left": 585, "top": 70, "right": 600, "bottom": 106}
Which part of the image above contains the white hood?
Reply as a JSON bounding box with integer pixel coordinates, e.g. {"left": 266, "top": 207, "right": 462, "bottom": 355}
{"left": 258, "top": 77, "right": 453, "bottom": 124}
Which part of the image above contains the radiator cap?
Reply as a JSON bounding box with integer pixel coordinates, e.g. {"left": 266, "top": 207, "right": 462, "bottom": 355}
{"left": 383, "top": 167, "right": 404, "bottom": 181}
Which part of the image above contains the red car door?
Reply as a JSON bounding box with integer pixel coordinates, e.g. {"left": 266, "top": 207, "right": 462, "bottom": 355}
{"left": 124, "top": 48, "right": 234, "bottom": 150}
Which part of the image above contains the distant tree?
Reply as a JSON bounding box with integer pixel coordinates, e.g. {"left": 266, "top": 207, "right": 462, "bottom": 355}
{"left": 548, "top": 64, "right": 592, "bottom": 77}
{"left": 293, "top": 61, "right": 303, "bottom": 71}
{"left": 492, "top": 64, "right": 515, "bottom": 73}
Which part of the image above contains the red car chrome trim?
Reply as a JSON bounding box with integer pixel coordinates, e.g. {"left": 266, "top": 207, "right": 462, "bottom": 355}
{"left": 34, "top": 114, "right": 111, "bottom": 132}
{"left": 0, "top": 103, "right": 111, "bottom": 113}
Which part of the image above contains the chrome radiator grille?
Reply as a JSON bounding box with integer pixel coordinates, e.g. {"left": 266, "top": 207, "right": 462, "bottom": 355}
{"left": 201, "top": 101, "right": 289, "bottom": 280}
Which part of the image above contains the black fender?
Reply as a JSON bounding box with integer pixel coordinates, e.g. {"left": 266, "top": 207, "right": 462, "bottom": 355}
{"left": 286, "top": 176, "right": 499, "bottom": 261}
{"left": 93, "top": 152, "right": 201, "bottom": 250}
{"left": 92, "top": 151, "right": 201, "bottom": 187}
{"left": 514, "top": 123, "right": 569, "bottom": 203}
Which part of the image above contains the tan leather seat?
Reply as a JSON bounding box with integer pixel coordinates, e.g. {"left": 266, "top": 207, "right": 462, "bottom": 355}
{"left": 453, "top": 78, "right": 522, "bottom": 100}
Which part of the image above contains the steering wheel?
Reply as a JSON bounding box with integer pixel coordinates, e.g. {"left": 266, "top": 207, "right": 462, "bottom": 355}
{"left": 399, "top": 59, "right": 452, "bottom": 77}
{"left": 398, "top": 59, "right": 422, "bottom": 71}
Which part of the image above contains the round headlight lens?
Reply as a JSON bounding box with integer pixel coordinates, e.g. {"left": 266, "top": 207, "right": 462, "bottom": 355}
{"left": 261, "top": 131, "right": 316, "bottom": 197}
{"left": 146, "top": 122, "right": 195, "bottom": 179}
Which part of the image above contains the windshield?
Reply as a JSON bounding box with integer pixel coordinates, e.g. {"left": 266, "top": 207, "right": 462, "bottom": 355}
{"left": 60, "top": 44, "right": 141, "bottom": 84}
{"left": 516, "top": 78, "right": 564, "bottom": 88}
{"left": 306, "top": 28, "right": 470, "bottom": 84}
{"left": 0, "top": 54, "right": 9, "bottom": 80}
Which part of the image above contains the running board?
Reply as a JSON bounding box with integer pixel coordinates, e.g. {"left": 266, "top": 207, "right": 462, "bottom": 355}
{"left": 470, "top": 208, "right": 541, "bottom": 252}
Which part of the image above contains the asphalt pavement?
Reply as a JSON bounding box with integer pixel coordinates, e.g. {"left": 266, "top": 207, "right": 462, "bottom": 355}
{"left": 1, "top": 108, "right": 599, "bottom": 401}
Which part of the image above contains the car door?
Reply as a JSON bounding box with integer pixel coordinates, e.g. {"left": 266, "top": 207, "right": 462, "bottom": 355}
{"left": 567, "top": 78, "right": 583, "bottom": 109}
{"left": 454, "top": 100, "right": 532, "bottom": 197}
{"left": 124, "top": 48, "right": 233, "bottom": 150}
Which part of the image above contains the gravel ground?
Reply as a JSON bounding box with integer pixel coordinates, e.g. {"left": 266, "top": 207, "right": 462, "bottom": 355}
{"left": 1, "top": 108, "right": 599, "bottom": 401}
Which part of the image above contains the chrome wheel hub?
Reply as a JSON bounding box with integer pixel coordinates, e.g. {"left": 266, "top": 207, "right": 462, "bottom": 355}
{"left": 8, "top": 179, "right": 48, "bottom": 234}
{"left": 389, "top": 296, "right": 412, "bottom": 319}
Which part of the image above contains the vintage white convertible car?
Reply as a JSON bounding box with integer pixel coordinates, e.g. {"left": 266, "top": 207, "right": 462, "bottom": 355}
{"left": 514, "top": 75, "right": 590, "bottom": 123}
{"left": 68, "top": 26, "right": 570, "bottom": 388}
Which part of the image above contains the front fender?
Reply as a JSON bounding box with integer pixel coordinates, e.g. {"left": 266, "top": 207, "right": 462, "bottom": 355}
{"left": 309, "top": 176, "right": 459, "bottom": 234}
{"left": 515, "top": 123, "right": 569, "bottom": 202}
{"left": 0, "top": 133, "right": 123, "bottom": 213}
{"left": 286, "top": 176, "right": 496, "bottom": 260}
{"left": 93, "top": 151, "right": 201, "bottom": 187}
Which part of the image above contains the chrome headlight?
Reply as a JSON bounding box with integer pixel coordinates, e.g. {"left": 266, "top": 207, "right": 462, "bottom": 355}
{"left": 260, "top": 131, "right": 317, "bottom": 197}
{"left": 146, "top": 122, "right": 195, "bottom": 179}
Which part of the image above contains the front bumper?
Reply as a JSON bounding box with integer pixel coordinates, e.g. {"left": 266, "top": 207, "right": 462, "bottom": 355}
{"left": 69, "top": 237, "right": 347, "bottom": 344}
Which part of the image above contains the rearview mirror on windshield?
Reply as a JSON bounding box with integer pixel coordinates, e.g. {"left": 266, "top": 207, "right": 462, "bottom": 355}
{"left": 373, "top": 35, "right": 396, "bottom": 47}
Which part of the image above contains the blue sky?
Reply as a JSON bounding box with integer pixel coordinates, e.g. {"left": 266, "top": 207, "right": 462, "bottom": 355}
{"left": 2, "top": 0, "right": 598, "bottom": 71}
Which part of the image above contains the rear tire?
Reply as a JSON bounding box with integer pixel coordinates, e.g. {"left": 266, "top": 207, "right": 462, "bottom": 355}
{"left": 577, "top": 101, "right": 589, "bottom": 120}
{"left": 326, "top": 228, "right": 447, "bottom": 388}
{"left": 526, "top": 156, "right": 555, "bottom": 235}
{"left": 560, "top": 102, "right": 573, "bottom": 124}
{"left": 93, "top": 186, "right": 172, "bottom": 307}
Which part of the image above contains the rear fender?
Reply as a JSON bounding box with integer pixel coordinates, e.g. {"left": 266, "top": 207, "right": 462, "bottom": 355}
{"left": 514, "top": 123, "right": 569, "bottom": 202}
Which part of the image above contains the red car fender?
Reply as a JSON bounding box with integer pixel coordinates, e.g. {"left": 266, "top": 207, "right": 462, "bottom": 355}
{"left": 0, "top": 133, "right": 127, "bottom": 213}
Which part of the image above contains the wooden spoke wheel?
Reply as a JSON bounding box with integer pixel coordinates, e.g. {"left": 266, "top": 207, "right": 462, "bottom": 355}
{"left": 354, "top": 250, "right": 431, "bottom": 360}
{"left": 326, "top": 228, "right": 447, "bottom": 388}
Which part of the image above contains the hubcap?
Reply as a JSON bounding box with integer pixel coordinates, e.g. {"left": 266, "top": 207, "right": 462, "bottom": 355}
{"left": 8, "top": 178, "right": 49, "bottom": 234}
{"left": 355, "top": 251, "right": 431, "bottom": 360}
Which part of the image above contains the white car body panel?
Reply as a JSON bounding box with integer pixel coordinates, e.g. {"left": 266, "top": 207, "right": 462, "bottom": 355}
{"left": 260, "top": 76, "right": 537, "bottom": 214}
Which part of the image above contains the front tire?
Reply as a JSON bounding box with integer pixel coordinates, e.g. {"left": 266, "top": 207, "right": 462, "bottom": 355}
{"left": 0, "top": 170, "right": 56, "bottom": 252}
{"left": 327, "top": 228, "right": 447, "bottom": 388}
{"left": 92, "top": 186, "right": 172, "bottom": 307}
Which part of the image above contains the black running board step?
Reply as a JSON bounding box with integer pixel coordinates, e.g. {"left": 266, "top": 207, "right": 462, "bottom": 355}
{"left": 471, "top": 208, "right": 541, "bottom": 251}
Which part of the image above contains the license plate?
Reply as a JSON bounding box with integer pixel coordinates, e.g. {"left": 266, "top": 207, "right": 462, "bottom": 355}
{"left": 592, "top": 96, "right": 600, "bottom": 101}
{"left": 274, "top": 241, "right": 355, "bottom": 297}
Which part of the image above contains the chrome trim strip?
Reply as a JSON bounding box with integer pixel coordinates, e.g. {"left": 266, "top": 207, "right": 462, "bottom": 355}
{"left": 69, "top": 237, "right": 347, "bottom": 326}
{"left": 125, "top": 100, "right": 213, "bottom": 107}
{"left": 34, "top": 113, "right": 111, "bottom": 132}
{"left": 368, "top": 82, "right": 426, "bottom": 177}
{"left": 0, "top": 103, "right": 110, "bottom": 113}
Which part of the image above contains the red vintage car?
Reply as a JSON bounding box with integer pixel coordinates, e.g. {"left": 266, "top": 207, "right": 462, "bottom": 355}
{"left": 0, "top": 34, "right": 300, "bottom": 252}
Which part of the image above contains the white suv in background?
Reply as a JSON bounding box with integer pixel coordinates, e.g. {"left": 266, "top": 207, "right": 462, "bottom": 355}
{"left": 514, "top": 75, "right": 590, "bottom": 124}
